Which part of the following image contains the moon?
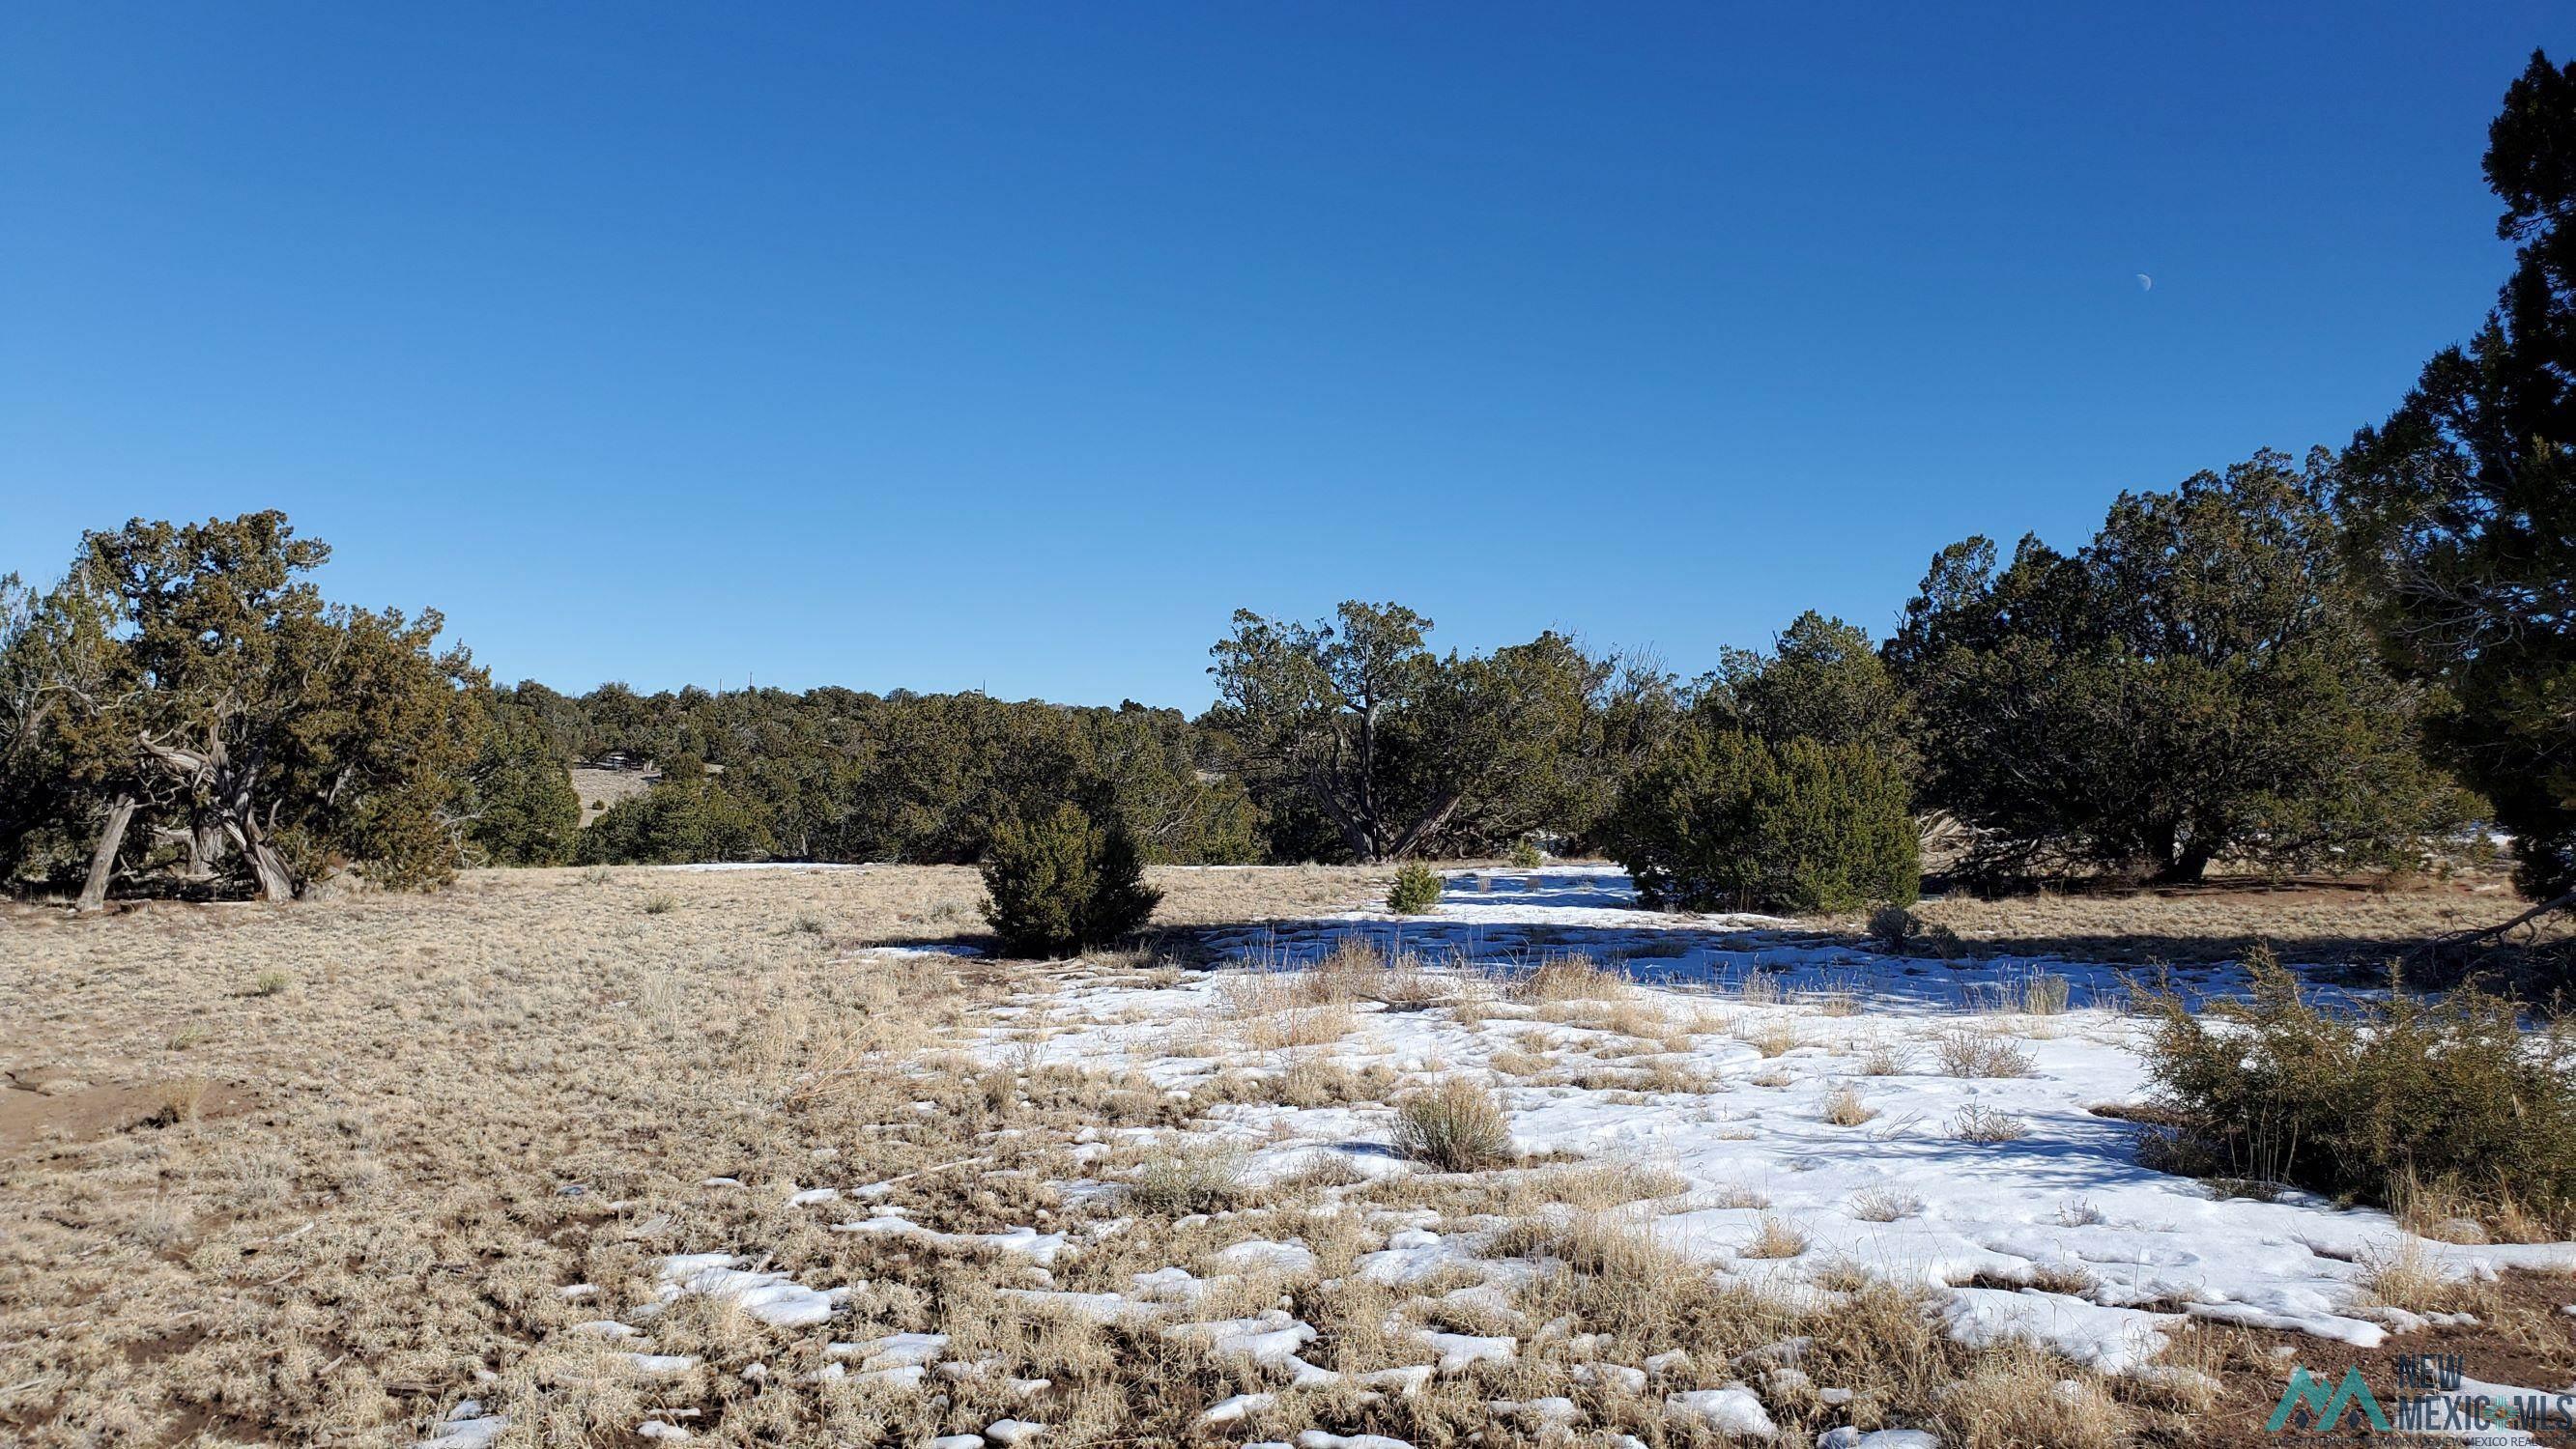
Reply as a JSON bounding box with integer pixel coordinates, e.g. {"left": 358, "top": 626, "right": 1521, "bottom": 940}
{"left": 2135, "top": 272, "right": 2154, "bottom": 292}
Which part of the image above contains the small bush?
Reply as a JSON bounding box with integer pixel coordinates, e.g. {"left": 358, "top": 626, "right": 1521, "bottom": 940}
{"left": 1130, "top": 1145, "right": 1245, "bottom": 1215}
{"left": 1934, "top": 1023, "right": 2035, "bottom": 1078}
{"left": 1386, "top": 863, "right": 1444, "bottom": 915}
{"left": 641, "top": 895, "right": 678, "bottom": 916}
{"left": 1599, "top": 728, "right": 1919, "bottom": 914}
{"left": 2140, "top": 949, "right": 2576, "bottom": 1229}
{"left": 980, "top": 804, "right": 1163, "bottom": 958}
{"left": 1508, "top": 838, "right": 1544, "bottom": 869}
{"left": 140, "top": 1076, "right": 208, "bottom": 1128}
{"left": 1866, "top": 903, "right": 1917, "bottom": 952}
{"left": 250, "top": 969, "right": 292, "bottom": 996}
{"left": 1953, "top": 1104, "right": 2030, "bottom": 1142}
{"left": 1850, "top": 1186, "right": 1922, "bottom": 1221}
{"left": 1393, "top": 1078, "right": 1513, "bottom": 1171}
{"left": 2021, "top": 972, "right": 2071, "bottom": 1015}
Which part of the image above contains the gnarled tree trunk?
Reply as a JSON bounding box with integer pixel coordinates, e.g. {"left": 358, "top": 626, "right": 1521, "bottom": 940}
{"left": 75, "top": 794, "right": 136, "bottom": 914}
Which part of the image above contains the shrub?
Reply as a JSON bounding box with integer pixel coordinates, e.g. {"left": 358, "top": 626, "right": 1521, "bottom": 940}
{"left": 141, "top": 1076, "right": 209, "bottom": 1128}
{"left": 1600, "top": 728, "right": 1918, "bottom": 914}
{"left": 1392, "top": 1078, "right": 1513, "bottom": 1170}
{"left": 1866, "top": 903, "right": 1918, "bottom": 952}
{"left": 1509, "top": 838, "right": 1544, "bottom": 869}
{"left": 578, "top": 777, "right": 774, "bottom": 866}
{"left": 1130, "top": 1145, "right": 1245, "bottom": 1215}
{"left": 1386, "top": 862, "right": 1444, "bottom": 915}
{"left": 1933, "top": 1024, "right": 2034, "bottom": 1078}
{"left": 2140, "top": 950, "right": 2576, "bottom": 1227}
{"left": 980, "top": 804, "right": 1163, "bottom": 958}
{"left": 1953, "top": 1104, "right": 2030, "bottom": 1143}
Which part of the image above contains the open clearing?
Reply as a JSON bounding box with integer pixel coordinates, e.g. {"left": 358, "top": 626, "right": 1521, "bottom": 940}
{"left": 3, "top": 865, "right": 2571, "bottom": 1447}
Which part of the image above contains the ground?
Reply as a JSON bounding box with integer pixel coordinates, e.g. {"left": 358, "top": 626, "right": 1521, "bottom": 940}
{"left": 2, "top": 864, "right": 2570, "bottom": 1448}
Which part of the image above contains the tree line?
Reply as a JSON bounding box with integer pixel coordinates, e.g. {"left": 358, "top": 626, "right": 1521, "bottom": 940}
{"left": 5, "top": 52, "right": 2572, "bottom": 923}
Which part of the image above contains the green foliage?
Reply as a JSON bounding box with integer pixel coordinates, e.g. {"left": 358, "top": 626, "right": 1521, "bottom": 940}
{"left": 1699, "top": 611, "right": 1910, "bottom": 765}
{"left": 1890, "top": 452, "right": 2467, "bottom": 885}
{"left": 3, "top": 513, "right": 484, "bottom": 901}
{"left": 1601, "top": 727, "right": 1918, "bottom": 914}
{"left": 1508, "top": 838, "right": 1543, "bottom": 869}
{"left": 979, "top": 804, "right": 1163, "bottom": 958}
{"left": 544, "top": 685, "right": 1255, "bottom": 868}
{"left": 0, "top": 572, "right": 113, "bottom": 886}
{"left": 2337, "top": 51, "right": 2576, "bottom": 901}
{"left": 577, "top": 775, "right": 773, "bottom": 866}
{"left": 1386, "top": 862, "right": 1444, "bottom": 914}
{"left": 1205, "top": 601, "right": 1667, "bottom": 862}
{"left": 2142, "top": 950, "right": 2576, "bottom": 1224}
{"left": 464, "top": 708, "right": 580, "bottom": 867}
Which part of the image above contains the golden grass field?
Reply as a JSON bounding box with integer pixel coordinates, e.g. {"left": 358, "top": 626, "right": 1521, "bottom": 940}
{"left": 0, "top": 864, "right": 2564, "bottom": 1448}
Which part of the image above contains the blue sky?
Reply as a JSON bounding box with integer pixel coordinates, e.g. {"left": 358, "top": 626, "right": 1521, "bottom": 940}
{"left": 2, "top": 4, "right": 2562, "bottom": 707}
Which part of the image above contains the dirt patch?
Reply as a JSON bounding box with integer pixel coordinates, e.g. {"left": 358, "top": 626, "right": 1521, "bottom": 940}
{"left": 0, "top": 1076, "right": 248, "bottom": 1156}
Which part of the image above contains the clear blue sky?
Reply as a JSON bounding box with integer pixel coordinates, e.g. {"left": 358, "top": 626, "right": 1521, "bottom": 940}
{"left": 3, "top": 4, "right": 2562, "bottom": 708}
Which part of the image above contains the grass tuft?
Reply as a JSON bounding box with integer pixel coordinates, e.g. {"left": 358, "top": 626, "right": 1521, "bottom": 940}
{"left": 1391, "top": 1077, "right": 1513, "bottom": 1171}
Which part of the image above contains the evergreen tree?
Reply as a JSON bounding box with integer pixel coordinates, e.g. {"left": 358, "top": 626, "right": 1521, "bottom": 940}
{"left": 577, "top": 774, "right": 773, "bottom": 866}
{"left": 1891, "top": 453, "right": 2464, "bottom": 884}
{"left": 1204, "top": 602, "right": 1633, "bottom": 861}
{"left": 465, "top": 708, "right": 582, "bottom": 867}
{"left": 1600, "top": 728, "right": 1917, "bottom": 914}
{"left": 980, "top": 803, "right": 1162, "bottom": 957}
{"left": 1699, "top": 611, "right": 1910, "bottom": 764}
{"left": 2338, "top": 50, "right": 2576, "bottom": 901}
{"left": 6, "top": 513, "right": 484, "bottom": 906}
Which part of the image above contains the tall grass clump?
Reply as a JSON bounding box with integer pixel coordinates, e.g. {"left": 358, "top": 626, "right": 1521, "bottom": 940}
{"left": 1130, "top": 1144, "right": 1246, "bottom": 1215}
{"left": 980, "top": 804, "right": 1162, "bottom": 957}
{"left": 2140, "top": 949, "right": 2576, "bottom": 1230}
{"left": 1392, "top": 1078, "right": 1513, "bottom": 1170}
{"left": 1386, "top": 863, "right": 1444, "bottom": 915}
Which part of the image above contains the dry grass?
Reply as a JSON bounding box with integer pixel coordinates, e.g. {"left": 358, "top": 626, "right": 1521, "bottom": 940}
{"left": 1739, "top": 1213, "right": 1809, "bottom": 1259}
{"left": 1933, "top": 1023, "right": 2036, "bottom": 1078}
{"left": 1843, "top": 871, "right": 2555, "bottom": 970}
{"left": 1738, "top": 1017, "right": 1802, "bottom": 1059}
{"left": 0, "top": 861, "right": 2366, "bottom": 1448}
{"left": 1849, "top": 1186, "right": 1923, "bottom": 1221}
{"left": 1389, "top": 1078, "right": 1514, "bottom": 1172}
{"left": 1952, "top": 1104, "right": 2032, "bottom": 1143}
{"left": 1128, "top": 1141, "right": 1247, "bottom": 1216}
{"left": 1818, "top": 1080, "right": 1878, "bottom": 1126}
{"left": 1505, "top": 952, "right": 1628, "bottom": 1003}
{"left": 0, "top": 865, "right": 1412, "bottom": 1446}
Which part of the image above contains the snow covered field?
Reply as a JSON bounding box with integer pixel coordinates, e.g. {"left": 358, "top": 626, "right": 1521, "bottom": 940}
{"left": 442, "top": 867, "right": 2575, "bottom": 1447}
{"left": 8, "top": 862, "right": 2568, "bottom": 1447}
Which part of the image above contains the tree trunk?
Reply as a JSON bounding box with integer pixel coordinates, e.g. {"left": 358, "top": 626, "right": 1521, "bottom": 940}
{"left": 2154, "top": 843, "right": 2214, "bottom": 885}
{"left": 76, "top": 795, "right": 137, "bottom": 913}
{"left": 243, "top": 838, "right": 297, "bottom": 902}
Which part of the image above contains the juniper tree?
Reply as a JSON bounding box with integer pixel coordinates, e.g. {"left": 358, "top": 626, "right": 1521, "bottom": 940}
{"left": 2338, "top": 50, "right": 2576, "bottom": 902}
{"left": 1889, "top": 453, "right": 2463, "bottom": 884}
{"left": 11, "top": 512, "right": 483, "bottom": 906}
